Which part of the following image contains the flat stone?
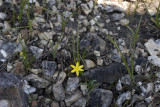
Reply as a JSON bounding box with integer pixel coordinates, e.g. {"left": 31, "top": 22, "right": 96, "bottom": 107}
{"left": 42, "top": 61, "right": 57, "bottom": 77}
{"left": 84, "top": 63, "right": 126, "bottom": 83}
{"left": 53, "top": 84, "right": 65, "bottom": 101}
{"left": 65, "top": 90, "right": 82, "bottom": 106}
{"left": 89, "top": 88, "right": 113, "bottom": 107}
{"left": 0, "top": 72, "right": 28, "bottom": 107}
{"left": 66, "top": 77, "right": 79, "bottom": 94}
{"left": 25, "top": 74, "right": 50, "bottom": 88}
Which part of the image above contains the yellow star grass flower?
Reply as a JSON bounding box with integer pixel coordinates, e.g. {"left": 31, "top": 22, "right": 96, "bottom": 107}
{"left": 70, "top": 62, "right": 84, "bottom": 76}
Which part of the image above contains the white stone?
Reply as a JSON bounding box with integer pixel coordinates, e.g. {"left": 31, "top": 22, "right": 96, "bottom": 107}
{"left": 84, "top": 59, "right": 96, "bottom": 70}
{"left": 145, "top": 39, "right": 160, "bottom": 67}
{"left": 119, "top": 19, "right": 129, "bottom": 26}
{"left": 97, "top": 58, "right": 103, "bottom": 66}
{"left": 0, "top": 12, "right": 7, "bottom": 20}
{"left": 0, "top": 100, "right": 10, "bottom": 107}
{"left": 94, "top": 50, "right": 100, "bottom": 56}
{"left": 116, "top": 80, "right": 122, "bottom": 91}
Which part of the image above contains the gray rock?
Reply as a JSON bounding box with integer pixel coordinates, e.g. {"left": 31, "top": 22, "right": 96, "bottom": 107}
{"left": 145, "top": 39, "right": 160, "bottom": 67}
{"left": 51, "top": 101, "right": 59, "bottom": 107}
{"left": 120, "top": 74, "right": 131, "bottom": 85}
{"left": 112, "top": 13, "right": 125, "bottom": 21}
{"left": 66, "top": 77, "right": 79, "bottom": 94}
{"left": 56, "top": 71, "right": 66, "bottom": 85}
{"left": 154, "top": 81, "right": 160, "bottom": 92}
{"left": 48, "top": 0, "right": 56, "bottom": 7}
{"left": 116, "top": 80, "right": 122, "bottom": 91}
{"left": 0, "top": 42, "right": 22, "bottom": 62}
{"left": 24, "top": 80, "right": 36, "bottom": 94}
{"left": 0, "top": 72, "right": 28, "bottom": 107}
{"left": 0, "top": 0, "right": 3, "bottom": 6}
{"left": 65, "top": 90, "right": 82, "bottom": 106}
{"left": 84, "top": 63, "right": 126, "bottom": 83}
{"left": 35, "top": 17, "right": 45, "bottom": 23}
{"left": 71, "top": 97, "right": 87, "bottom": 107}
{"left": 116, "top": 91, "right": 131, "bottom": 107}
{"left": 80, "top": 33, "right": 106, "bottom": 52}
{"left": 80, "top": 84, "right": 88, "bottom": 95}
{"left": 89, "top": 88, "right": 113, "bottom": 107}
{"left": 25, "top": 74, "right": 50, "bottom": 88}
{"left": 0, "top": 12, "right": 7, "bottom": 20}
{"left": 30, "top": 46, "right": 43, "bottom": 59}
{"left": 140, "top": 83, "right": 154, "bottom": 94}
{"left": 53, "top": 84, "right": 65, "bottom": 101}
{"left": 81, "top": 4, "right": 91, "bottom": 15}
{"left": 135, "top": 101, "right": 147, "bottom": 107}
{"left": 42, "top": 61, "right": 57, "bottom": 77}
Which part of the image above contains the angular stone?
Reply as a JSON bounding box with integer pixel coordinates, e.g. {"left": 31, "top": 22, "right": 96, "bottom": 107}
{"left": 66, "top": 77, "right": 79, "bottom": 94}
{"left": 0, "top": 72, "right": 28, "bottom": 107}
{"left": 84, "top": 63, "right": 126, "bottom": 83}
{"left": 145, "top": 39, "right": 160, "bottom": 67}
{"left": 89, "top": 88, "right": 113, "bottom": 107}
{"left": 25, "top": 74, "right": 50, "bottom": 88}
{"left": 30, "top": 46, "right": 43, "bottom": 59}
{"left": 53, "top": 84, "right": 65, "bottom": 101}
{"left": 112, "top": 13, "right": 125, "bottom": 21}
{"left": 0, "top": 42, "right": 22, "bottom": 62}
{"left": 65, "top": 90, "right": 82, "bottom": 106}
{"left": 42, "top": 61, "right": 57, "bottom": 77}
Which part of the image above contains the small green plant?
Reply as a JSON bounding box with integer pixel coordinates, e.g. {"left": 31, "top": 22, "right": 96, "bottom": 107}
{"left": 19, "top": 39, "right": 36, "bottom": 71}
{"left": 151, "top": 3, "right": 160, "bottom": 29}
{"left": 90, "top": 16, "right": 142, "bottom": 84}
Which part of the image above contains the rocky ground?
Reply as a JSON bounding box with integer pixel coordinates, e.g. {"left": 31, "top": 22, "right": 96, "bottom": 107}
{"left": 0, "top": 0, "right": 160, "bottom": 107}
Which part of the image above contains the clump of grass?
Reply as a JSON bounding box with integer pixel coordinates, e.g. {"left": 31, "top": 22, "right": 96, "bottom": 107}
{"left": 90, "top": 16, "right": 142, "bottom": 84}
{"left": 19, "top": 39, "right": 36, "bottom": 71}
{"left": 150, "top": 3, "right": 160, "bottom": 29}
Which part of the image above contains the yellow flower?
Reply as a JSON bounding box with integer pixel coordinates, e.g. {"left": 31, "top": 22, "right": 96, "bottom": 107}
{"left": 19, "top": 52, "right": 26, "bottom": 60}
{"left": 70, "top": 62, "right": 84, "bottom": 76}
{"left": 20, "top": 52, "right": 23, "bottom": 57}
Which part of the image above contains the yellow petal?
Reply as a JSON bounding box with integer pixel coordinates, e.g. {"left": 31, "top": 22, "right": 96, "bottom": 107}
{"left": 79, "top": 65, "right": 83, "bottom": 69}
{"left": 76, "top": 62, "right": 79, "bottom": 67}
{"left": 78, "top": 68, "right": 84, "bottom": 71}
{"left": 76, "top": 71, "right": 79, "bottom": 76}
{"left": 71, "top": 69, "right": 76, "bottom": 73}
{"left": 70, "top": 65, "right": 75, "bottom": 68}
